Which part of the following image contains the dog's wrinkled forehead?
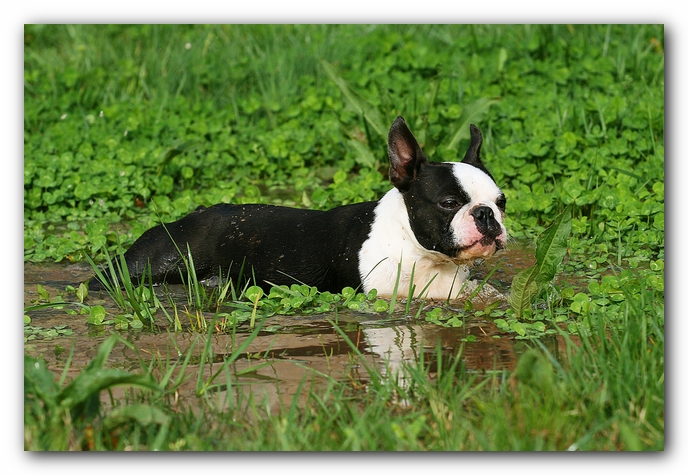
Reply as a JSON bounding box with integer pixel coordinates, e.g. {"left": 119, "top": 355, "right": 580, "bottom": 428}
{"left": 448, "top": 162, "right": 502, "bottom": 203}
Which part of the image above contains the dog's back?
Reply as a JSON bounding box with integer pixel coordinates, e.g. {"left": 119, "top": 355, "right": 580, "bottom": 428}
{"left": 95, "top": 201, "right": 380, "bottom": 292}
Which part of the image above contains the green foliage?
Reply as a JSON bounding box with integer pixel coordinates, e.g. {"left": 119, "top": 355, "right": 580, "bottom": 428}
{"left": 85, "top": 251, "right": 158, "bottom": 328}
{"left": 25, "top": 25, "right": 664, "bottom": 339}
{"left": 508, "top": 206, "right": 572, "bottom": 318}
{"left": 214, "top": 283, "right": 395, "bottom": 331}
{"left": 24, "top": 25, "right": 664, "bottom": 450}
{"left": 79, "top": 245, "right": 394, "bottom": 331}
{"left": 24, "top": 324, "right": 74, "bottom": 342}
{"left": 24, "top": 25, "right": 663, "bottom": 270}
{"left": 425, "top": 307, "right": 464, "bottom": 328}
{"left": 24, "top": 276, "right": 663, "bottom": 451}
{"left": 24, "top": 334, "right": 163, "bottom": 450}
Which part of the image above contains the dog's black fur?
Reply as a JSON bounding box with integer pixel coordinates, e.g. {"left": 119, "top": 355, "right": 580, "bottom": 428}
{"left": 89, "top": 116, "right": 506, "bottom": 299}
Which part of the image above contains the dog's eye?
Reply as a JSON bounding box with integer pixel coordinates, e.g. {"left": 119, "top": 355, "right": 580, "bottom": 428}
{"left": 439, "top": 199, "right": 460, "bottom": 210}
{"left": 496, "top": 195, "right": 507, "bottom": 210}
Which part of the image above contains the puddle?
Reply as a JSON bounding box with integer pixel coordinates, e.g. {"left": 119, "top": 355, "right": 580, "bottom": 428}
{"left": 24, "top": 243, "right": 568, "bottom": 412}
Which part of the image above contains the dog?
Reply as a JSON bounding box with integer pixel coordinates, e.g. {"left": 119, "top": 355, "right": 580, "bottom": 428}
{"left": 90, "top": 116, "right": 507, "bottom": 300}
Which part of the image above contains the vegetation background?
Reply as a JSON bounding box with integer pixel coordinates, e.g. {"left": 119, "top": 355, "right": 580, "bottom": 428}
{"left": 24, "top": 24, "right": 664, "bottom": 270}
{"left": 23, "top": 22, "right": 665, "bottom": 336}
{"left": 18, "top": 17, "right": 673, "bottom": 461}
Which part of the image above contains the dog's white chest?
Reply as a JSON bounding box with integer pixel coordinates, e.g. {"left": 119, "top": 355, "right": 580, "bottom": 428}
{"left": 358, "top": 189, "right": 472, "bottom": 299}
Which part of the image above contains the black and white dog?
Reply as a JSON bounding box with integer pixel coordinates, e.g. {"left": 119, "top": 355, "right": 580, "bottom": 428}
{"left": 91, "top": 116, "right": 506, "bottom": 300}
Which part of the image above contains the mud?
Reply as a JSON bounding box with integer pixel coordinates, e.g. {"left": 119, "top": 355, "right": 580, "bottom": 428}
{"left": 24, "top": 243, "right": 568, "bottom": 412}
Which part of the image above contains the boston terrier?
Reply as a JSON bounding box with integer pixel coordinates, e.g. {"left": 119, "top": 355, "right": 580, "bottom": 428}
{"left": 90, "top": 116, "right": 507, "bottom": 300}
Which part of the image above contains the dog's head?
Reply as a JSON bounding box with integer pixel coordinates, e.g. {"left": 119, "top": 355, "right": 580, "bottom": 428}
{"left": 387, "top": 116, "right": 507, "bottom": 263}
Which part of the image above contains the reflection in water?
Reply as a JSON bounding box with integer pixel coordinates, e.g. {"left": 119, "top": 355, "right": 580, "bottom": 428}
{"left": 24, "top": 244, "right": 556, "bottom": 412}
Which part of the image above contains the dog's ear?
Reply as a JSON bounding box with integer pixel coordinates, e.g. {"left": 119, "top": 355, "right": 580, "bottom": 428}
{"left": 461, "top": 124, "right": 483, "bottom": 165}
{"left": 388, "top": 116, "right": 428, "bottom": 192}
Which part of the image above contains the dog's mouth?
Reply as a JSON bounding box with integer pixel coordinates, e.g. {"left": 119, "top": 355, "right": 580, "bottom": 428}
{"left": 449, "top": 235, "right": 505, "bottom": 263}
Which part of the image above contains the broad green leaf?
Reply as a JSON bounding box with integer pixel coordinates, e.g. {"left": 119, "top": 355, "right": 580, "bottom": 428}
{"left": 36, "top": 284, "right": 50, "bottom": 301}
{"left": 508, "top": 206, "right": 572, "bottom": 319}
{"left": 58, "top": 369, "right": 160, "bottom": 411}
{"left": 510, "top": 321, "right": 526, "bottom": 336}
{"left": 75, "top": 282, "right": 88, "bottom": 303}
{"left": 445, "top": 97, "right": 501, "bottom": 151}
{"left": 245, "top": 285, "right": 264, "bottom": 303}
{"left": 88, "top": 305, "right": 106, "bottom": 325}
{"left": 103, "top": 404, "right": 170, "bottom": 431}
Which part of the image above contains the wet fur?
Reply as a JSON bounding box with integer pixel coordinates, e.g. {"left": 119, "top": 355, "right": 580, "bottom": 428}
{"left": 90, "top": 117, "right": 506, "bottom": 299}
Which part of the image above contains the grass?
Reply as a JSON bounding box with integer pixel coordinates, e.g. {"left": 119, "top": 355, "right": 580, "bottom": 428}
{"left": 24, "top": 25, "right": 664, "bottom": 263}
{"left": 23, "top": 24, "right": 664, "bottom": 451}
{"left": 24, "top": 276, "right": 663, "bottom": 451}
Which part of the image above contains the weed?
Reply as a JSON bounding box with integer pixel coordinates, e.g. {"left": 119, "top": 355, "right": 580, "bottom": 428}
{"left": 24, "top": 24, "right": 664, "bottom": 451}
{"left": 24, "top": 334, "right": 162, "bottom": 450}
{"left": 24, "top": 274, "right": 662, "bottom": 450}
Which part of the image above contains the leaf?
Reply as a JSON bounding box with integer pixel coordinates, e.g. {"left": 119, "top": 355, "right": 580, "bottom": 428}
{"left": 341, "top": 287, "right": 356, "bottom": 299}
{"left": 508, "top": 267, "right": 540, "bottom": 319}
{"left": 76, "top": 282, "right": 88, "bottom": 303}
{"left": 320, "top": 59, "right": 386, "bottom": 138}
{"left": 36, "top": 284, "right": 50, "bottom": 301}
{"left": 447, "top": 317, "right": 464, "bottom": 328}
{"left": 58, "top": 368, "right": 160, "bottom": 412}
{"left": 24, "top": 355, "right": 59, "bottom": 409}
{"left": 510, "top": 321, "right": 527, "bottom": 336}
{"left": 88, "top": 305, "right": 106, "bottom": 325}
{"left": 348, "top": 139, "right": 377, "bottom": 168}
{"left": 373, "top": 299, "right": 389, "bottom": 312}
{"left": 531, "top": 206, "right": 572, "bottom": 286}
{"left": 508, "top": 206, "right": 572, "bottom": 319}
{"left": 245, "top": 285, "right": 264, "bottom": 303}
{"left": 103, "top": 404, "right": 169, "bottom": 431}
{"left": 497, "top": 47, "right": 508, "bottom": 72}
{"left": 445, "top": 97, "right": 501, "bottom": 151}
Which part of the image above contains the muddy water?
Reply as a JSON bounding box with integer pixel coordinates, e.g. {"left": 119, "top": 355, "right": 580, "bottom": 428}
{"left": 24, "top": 243, "right": 564, "bottom": 412}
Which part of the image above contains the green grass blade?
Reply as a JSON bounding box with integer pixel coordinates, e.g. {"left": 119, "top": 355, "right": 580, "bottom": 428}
{"left": 320, "top": 59, "right": 386, "bottom": 138}
{"left": 445, "top": 97, "right": 501, "bottom": 151}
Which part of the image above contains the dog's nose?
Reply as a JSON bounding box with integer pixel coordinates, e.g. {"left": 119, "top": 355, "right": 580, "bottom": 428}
{"left": 471, "top": 205, "right": 494, "bottom": 224}
{"left": 471, "top": 206, "right": 500, "bottom": 236}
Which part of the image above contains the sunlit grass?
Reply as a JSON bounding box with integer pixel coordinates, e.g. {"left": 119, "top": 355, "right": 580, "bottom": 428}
{"left": 25, "top": 274, "right": 663, "bottom": 450}
{"left": 24, "top": 24, "right": 664, "bottom": 451}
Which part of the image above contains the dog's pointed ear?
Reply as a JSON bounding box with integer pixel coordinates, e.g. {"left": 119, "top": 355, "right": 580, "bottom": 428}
{"left": 388, "top": 116, "right": 428, "bottom": 192}
{"left": 461, "top": 124, "right": 483, "bottom": 165}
